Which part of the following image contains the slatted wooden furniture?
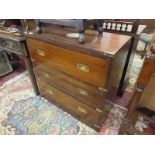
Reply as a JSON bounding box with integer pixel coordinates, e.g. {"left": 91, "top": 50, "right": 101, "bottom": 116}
{"left": 25, "top": 25, "right": 142, "bottom": 131}
{"left": 102, "top": 20, "right": 140, "bottom": 35}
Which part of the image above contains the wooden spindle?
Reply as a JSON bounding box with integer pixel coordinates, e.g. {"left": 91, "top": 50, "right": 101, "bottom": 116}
{"left": 125, "top": 24, "right": 128, "bottom": 31}
{"left": 120, "top": 24, "right": 123, "bottom": 31}
{"left": 103, "top": 22, "right": 106, "bottom": 29}
{"left": 110, "top": 23, "right": 112, "bottom": 29}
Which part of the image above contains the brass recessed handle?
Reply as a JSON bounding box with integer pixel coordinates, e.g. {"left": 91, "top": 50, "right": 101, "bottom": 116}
{"left": 78, "top": 88, "right": 88, "bottom": 96}
{"left": 98, "top": 87, "right": 108, "bottom": 92}
{"left": 47, "top": 88, "right": 53, "bottom": 95}
{"left": 96, "top": 108, "right": 103, "bottom": 113}
{"left": 76, "top": 63, "right": 90, "bottom": 73}
{"left": 78, "top": 106, "right": 87, "bottom": 114}
{"left": 37, "top": 49, "right": 45, "bottom": 56}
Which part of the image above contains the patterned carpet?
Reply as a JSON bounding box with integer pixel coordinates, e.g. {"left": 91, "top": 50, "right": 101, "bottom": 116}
{"left": 0, "top": 51, "right": 144, "bottom": 135}
{"left": 0, "top": 71, "right": 128, "bottom": 135}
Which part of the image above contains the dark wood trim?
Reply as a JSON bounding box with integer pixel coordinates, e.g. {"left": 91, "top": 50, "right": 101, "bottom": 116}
{"left": 117, "top": 37, "right": 135, "bottom": 96}
{"left": 22, "top": 41, "right": 40, "bottom": 96}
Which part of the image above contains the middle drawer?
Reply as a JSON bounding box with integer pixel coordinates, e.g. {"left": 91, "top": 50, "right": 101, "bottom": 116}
{"left": 33, "top": 63, "right": 106, "bottom": 111}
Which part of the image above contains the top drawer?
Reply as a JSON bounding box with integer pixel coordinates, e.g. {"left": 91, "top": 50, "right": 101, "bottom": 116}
{"left": 26, "top": 38, "right": 109, "bottom": 87}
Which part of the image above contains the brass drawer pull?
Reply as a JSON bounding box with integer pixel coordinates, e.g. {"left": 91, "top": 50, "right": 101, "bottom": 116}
{"left": 76, "top": 63, "right": 90, "bottom": 73}
{"left": 96, "top": 108, "right": 103, "bottom": 113}
{"left": 78, "top": 106, "right": 87, "bottom": 114}
{"left": 37, "top": 49, "right": 45, "bottom": 56}
{"left": 78, "top": 88, "right": 88, "bottom": 96}
{"left": 98, "top": 87, "right": 108, "bottom": 92}
{"left": 47, "top": 88, "right": 54, "bottom": 95}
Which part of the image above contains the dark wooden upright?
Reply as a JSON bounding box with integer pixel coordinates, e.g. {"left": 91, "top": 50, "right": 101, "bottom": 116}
{"left": 120, "top": 45, "right": 155, "bottom": 135}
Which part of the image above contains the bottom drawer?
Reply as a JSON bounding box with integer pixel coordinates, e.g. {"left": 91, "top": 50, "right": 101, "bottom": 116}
{"left": 36, "top": 77, "right": 107, "bottom": 131}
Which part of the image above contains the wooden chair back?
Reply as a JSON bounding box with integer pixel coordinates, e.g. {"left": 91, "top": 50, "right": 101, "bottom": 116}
{"left": 102, "top": 19, "right": 140, "bottom": 36}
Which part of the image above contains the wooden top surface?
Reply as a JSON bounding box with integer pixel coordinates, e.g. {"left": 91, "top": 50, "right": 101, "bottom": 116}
{"left": 26, "top": 25, "right": 145, "bottom": 58}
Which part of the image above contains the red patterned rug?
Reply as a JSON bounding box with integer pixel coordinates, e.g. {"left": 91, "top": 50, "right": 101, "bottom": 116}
{"left": 0, "top": 71, "right": 127, "bottom": 135}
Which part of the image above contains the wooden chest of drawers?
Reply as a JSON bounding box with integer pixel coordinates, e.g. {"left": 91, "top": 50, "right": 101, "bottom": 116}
{"left": 26, "top": 27, "right": 134, "bottom": 131}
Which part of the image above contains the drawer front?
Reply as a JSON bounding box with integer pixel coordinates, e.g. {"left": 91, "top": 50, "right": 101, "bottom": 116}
{"left": 32, "top": 61, "right": 106, "bottom": 96}
{"left": 36, "top": 77, "right": 106, "bottom": 130}
{"left": 26, "top": 38, "right": 109, "bottom": 87}
{"left": 34, "top": 63, "right": 106, "bottom": 110}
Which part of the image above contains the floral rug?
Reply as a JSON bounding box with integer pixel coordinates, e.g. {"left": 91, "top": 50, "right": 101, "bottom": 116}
{"left": 0, "top": 71, "right": 127, "bottom": 135}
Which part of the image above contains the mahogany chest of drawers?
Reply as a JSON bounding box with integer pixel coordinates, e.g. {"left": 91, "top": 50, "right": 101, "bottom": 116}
{"left": 26, "top": 27, "right": 133, "bottom": 131}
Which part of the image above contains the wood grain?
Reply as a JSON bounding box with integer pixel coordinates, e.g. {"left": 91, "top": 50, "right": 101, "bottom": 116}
{"left": 26, "top": 26, "right": 131, "bottom": 58}
{"left": 36, "top": 77, "right": 106, "bottom": 131}
{"left": 27, "top": 38, "right": 109, "bottom": 87}
{"left": 25, "top": 26, "right": 136, "bottom": 131}
{"left": 137, "top": 57, "right": 155, "bottom": 86}
{"left": 33, "top": 64, "right": 106, "bottom": 110}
